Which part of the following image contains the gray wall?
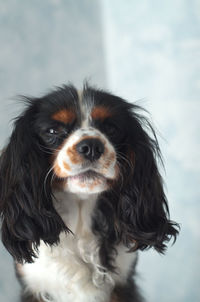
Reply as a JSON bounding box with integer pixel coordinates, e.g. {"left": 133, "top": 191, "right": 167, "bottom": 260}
{"left": 0, "top": 1, "right": 199, "bottom": 301}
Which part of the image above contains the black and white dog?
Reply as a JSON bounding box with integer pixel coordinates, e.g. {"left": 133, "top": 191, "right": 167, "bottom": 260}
{"left": 0, "top": 84, "right": 179, "bottom": 302}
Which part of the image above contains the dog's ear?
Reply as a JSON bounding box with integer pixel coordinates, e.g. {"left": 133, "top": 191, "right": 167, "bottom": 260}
{"left": 0, "top": 104, "right": 68, "bottom": 263}
{"left": 115, "top": 105, "right": 179, "bottom": 253}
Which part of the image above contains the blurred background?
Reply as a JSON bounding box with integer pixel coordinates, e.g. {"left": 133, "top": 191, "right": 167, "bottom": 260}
{"left": 0, "top": 0, "right": 199, "bottom": 301}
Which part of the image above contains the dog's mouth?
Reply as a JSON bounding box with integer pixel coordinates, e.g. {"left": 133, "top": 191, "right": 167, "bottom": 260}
{"left": 65, "top": 167, "right": 116, "bottom": 193}
{"left": 68, "top": 170, "right": 106, "bottom": 182}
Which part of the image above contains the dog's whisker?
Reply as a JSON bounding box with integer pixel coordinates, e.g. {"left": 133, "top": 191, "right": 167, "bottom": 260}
{"left": 43, "top": 166, "right": 55, "bottom": 198}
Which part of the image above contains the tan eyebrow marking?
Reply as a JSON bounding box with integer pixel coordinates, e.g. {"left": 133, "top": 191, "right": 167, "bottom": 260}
{"left": 91, "top": 106, "right": 112, "bottom": 120}
{"left": 52, "top": 109, "right": 76, "bottom": 124}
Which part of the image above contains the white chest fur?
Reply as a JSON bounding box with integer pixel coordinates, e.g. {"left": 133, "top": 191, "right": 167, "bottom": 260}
{"left": 21, "top": 191, "right": 137, "bottom": 302}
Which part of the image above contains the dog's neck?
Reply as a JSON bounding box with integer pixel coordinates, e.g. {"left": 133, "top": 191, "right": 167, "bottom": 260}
{"left": 53, "top": 190, "right": 99, "bottom": 235}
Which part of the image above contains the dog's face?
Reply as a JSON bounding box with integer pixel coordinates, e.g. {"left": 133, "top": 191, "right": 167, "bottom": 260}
{"left": 50, "top": 104, "right": 118, "bottom": 194}
{"left": 36, "top": 87, "right": 130, "bottom": 195}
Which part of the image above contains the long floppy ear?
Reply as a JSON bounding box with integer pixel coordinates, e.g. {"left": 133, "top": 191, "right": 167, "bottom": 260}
{"left": 0, "top": 106, "right": 68, "bottom": 263}
{"left": 116, "top": 106, "right": 179, "bottom": 253}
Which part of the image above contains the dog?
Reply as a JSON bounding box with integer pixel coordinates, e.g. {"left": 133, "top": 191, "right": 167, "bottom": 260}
{"left": 0, "top": 84, "right": 179, "bottom": 302}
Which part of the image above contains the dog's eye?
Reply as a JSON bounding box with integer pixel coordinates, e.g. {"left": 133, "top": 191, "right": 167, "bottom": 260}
{"left": 47, "top": 127, "right": 69, "bottom": 136}
{"left": 48, "top": 128, "right": 58, "bottom": 135}
{"left": 46, "top": 127, "right": 69, "bottom": 140}
{"left": 44, "top": 127, "right": 69, "bottom": 145}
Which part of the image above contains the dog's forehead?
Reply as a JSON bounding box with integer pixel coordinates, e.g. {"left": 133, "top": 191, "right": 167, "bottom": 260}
{"left": 80, "top": 90, "right": 112, "bottom": 126}
{"left": 50, "top": 88, "right": 113, "bottom": 126}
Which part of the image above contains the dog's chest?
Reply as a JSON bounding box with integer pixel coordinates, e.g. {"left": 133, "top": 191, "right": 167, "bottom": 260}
{"left": 21, "top": 192, "right": 136, "bottom": 302}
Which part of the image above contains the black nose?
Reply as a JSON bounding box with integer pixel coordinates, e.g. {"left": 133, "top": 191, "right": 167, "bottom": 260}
{"left": 76, "top": 138, "right": 104, "bottom": 161}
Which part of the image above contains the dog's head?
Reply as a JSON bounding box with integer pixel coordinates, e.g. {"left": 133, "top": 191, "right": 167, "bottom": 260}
{"left": 0, "top": 84, "right": 179, "bottom": 263}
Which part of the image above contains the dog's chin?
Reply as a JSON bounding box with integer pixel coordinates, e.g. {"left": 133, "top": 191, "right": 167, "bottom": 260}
{"left": 66, "top": 170, "right": 109, "bottom": 194}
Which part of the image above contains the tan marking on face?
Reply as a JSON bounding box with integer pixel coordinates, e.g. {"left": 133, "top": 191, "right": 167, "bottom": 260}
{"left": 100, "top": 146, "right": 116, "bottom": 175}
{"left": 103, "top": 148, "right": 116, "bottom": 170}
{"left": 52, "top": 138, "right": 72, "bottom": 177}
{"left": 67, "top": 144, "right": 82, "bottom": 164}
{"left": 88, "top": 178, "right": 103, "bottom": 190}
{"left": 52, "top": 109, "right": 76, "bottom": 124}
{"left": 91, "top": 106, "right": 111, "bottom": 120}
{"left": 63, "top": 161, "right": 71, "bottom": 171}
{"left": 54, "top": 163, "right": 69, "bottom": 178}
{"left": 78, "top": 182, "right": 87, "bottom": 188}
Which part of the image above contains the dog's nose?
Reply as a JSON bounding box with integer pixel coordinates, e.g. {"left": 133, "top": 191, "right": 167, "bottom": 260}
{"left": 76, "top": 138, "right": 104, "bottom": 161}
